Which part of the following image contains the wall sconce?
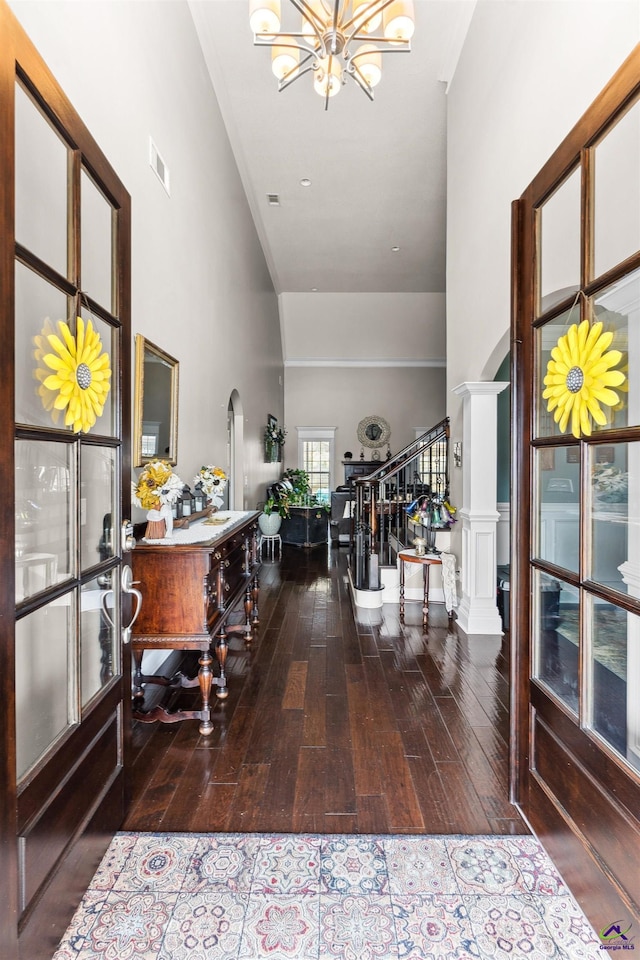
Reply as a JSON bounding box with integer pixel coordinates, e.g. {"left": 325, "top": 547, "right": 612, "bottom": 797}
{"left": 453, "top": 441, "right": 462, "bottom": 468}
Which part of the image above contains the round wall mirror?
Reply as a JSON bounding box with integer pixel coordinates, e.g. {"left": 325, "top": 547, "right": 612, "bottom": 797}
{"left": 357, "top": 415, "right": 391, "bottom": 449}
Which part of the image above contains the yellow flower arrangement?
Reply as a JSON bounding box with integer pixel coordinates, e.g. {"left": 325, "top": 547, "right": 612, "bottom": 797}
{"left": 542, "top": 319, "right": 626, "bottom": 439}
{"left": 37, "top": 317, "right": 112, "bottom": 433}
{"left": 133, "top": 460, "right": 183, "bottom": 511}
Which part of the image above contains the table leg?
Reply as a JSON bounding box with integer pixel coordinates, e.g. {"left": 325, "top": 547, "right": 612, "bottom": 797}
{"left": 197, "top": 647, "right": 214, "bottom": 735}
{"left": 243, "top": 582, "right": 254, "bottom": 644}
{"left": 422, "top": 564, "right": 430, "bottom": 628}
{"left": 215, "top": 628, "right": 228, "bottom": 699}
{"left": 251, "top": 573, "right": 260, "bottom": 625}
{"left": 132, "top": 648, "right": 145, "bottom": 700}
{"left": 399, "top": 558, "right": 405, "bottom": 623}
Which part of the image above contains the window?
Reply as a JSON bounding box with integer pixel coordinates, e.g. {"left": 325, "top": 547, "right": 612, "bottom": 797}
{"left": 297, "top": 427, "right": 336, "bottom": 501}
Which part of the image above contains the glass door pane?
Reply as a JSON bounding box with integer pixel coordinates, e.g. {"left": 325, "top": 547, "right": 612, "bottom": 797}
{"left": 15, "top": 439, "right": 75, "bottom": 603}
{"left": 535, "top": 445, "right": 580, "bottom": 572}
{"left": 81, "top": 168, "right": 113, "bottom": 312}
{"left": 14, "top": 83, "right": 68, "bottom": 276}
{"left": 80, "top": 445, "right": 116, "bottom": 571}
{"left": 585, "top": 595, "right": 639, "bottom": 774}
{"left": 538, "top": 167, "right": 581, "bottom": 315}
{"left": 15, "top": 597, "right": 76, "bottom": 780}
{"left": 15, "top": 263, "right": 69, "bottom": 429}
{"left": 594, "top": 98, "right": 640, "bottom": 279}
{"left": 81, "top": 572, "right": 118, "bottom": 709}
{"left": 532, "top": 569, "right": 578, "bottom": 715}
{"left": 589, "top": 442, "right": 634, "bottom": 597}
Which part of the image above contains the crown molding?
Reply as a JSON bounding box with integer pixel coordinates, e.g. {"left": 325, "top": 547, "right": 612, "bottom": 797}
{"left": 284, "top": 358, "right": 446, "bottom": 369}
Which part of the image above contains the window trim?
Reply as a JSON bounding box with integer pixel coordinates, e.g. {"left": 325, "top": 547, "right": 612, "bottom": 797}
{"left": 296, "top": 427, "right": 336, "bottom": 496}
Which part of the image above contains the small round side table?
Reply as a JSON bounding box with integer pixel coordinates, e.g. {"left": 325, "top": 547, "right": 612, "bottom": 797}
{"left": 398, "top": 549, "right": 442, "bottom": 627}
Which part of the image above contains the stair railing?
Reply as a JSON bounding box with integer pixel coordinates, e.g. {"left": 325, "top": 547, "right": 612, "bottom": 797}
{"left": 351, "top": 417, "right": 450, "bottom": 591}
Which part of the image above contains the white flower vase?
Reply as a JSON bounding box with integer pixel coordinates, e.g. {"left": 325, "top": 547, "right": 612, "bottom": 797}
{"left": 161, "top": 502, "right": 173, "bottom": 537}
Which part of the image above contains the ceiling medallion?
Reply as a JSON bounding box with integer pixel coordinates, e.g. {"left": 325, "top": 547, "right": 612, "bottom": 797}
{"left": 249, "top": 0, "right": 415, "bottom": 109}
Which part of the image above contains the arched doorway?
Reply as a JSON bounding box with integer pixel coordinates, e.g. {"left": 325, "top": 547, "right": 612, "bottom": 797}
{"left": 227, "top": 390, "right": 244, "bottom": 510}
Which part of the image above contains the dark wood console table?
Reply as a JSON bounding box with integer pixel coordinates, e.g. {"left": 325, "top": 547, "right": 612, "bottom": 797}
{"left": 131, "top": 510, "right": 260, "bottom": 734}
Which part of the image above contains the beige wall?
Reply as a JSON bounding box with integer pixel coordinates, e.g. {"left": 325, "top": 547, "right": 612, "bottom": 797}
{"left": 283, "top": 365, "right": 446, "bottom": 490}
{"left": 10, "top": 0, "right": 284, "bottom": 517}
{"left": 280, "top": 292, "right": 446, "bottom": 363}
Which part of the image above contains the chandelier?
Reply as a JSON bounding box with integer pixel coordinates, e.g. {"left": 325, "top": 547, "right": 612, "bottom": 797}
{"left": 249, "top": 0, "right": 415, "bottom": 108}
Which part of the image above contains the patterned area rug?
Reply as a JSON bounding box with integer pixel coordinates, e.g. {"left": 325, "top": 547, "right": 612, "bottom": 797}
{"left": 51, "top": 833, "right": 601, "bottom": 959}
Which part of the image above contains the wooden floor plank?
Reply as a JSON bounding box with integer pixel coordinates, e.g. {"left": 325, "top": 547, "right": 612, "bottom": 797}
{"left": 292, "top": 746, "right": 327, "bottom": 831}
{"left": 356, "top": 795, "right": 390, "bottom": 834}
{"left": 126, "top": 546, "right": 528, "bottom": 838}
{"left": 210, "top": 705, "right": 256, "bottom": 782}
{"left": 282, "top": 661, "right": 308, "bottom": 710}
{"left": 303, "top": 645, "right": 327, "bottom": 747}
{"left": 376, "top": 731, "right": 425, "bottom": 832}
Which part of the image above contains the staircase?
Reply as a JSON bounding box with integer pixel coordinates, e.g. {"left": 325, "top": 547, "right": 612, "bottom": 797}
{"left": 350, "top": 417, "right": 450, "bottom": 593}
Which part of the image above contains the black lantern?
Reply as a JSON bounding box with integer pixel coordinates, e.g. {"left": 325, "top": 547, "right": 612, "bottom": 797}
{"left": 181, "top": 484, "right": 194, "bottom": 517}
{"left": 193, "top": 483, "right": 206, "bottom": 513}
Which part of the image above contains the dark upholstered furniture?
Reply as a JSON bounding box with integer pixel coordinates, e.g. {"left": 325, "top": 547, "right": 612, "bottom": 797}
{"left": 330, "top": 490, "right": 353, "bottom": 544}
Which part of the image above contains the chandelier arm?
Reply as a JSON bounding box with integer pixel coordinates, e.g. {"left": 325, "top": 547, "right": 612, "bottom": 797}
{"left": 278, "top": 59, "right": 317, "bottom": 91}
{"left": 254, "top": 34, "right": 318, "bottom": 57}
{"left": 328, "top": 0, "right": 340, "bottom": 55}
{"left": 342, "top": 0, "right": 395, "bottom": 40}
{"left": 345, "top": 38, "right": 411, "bottom": 59}
{"left": 346, "top": 61, "right": 375, "bottom": 100}
{"left": 347, "top": 40, "right": 409, "bottom": 62}
{"left": 348, "top": 33, "right": 411, "bottom": 46}
{"left": 288, "top": 0, "right": 326, "bottom": 52}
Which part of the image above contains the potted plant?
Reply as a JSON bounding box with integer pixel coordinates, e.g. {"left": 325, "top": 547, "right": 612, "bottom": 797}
{"left": 258, "top": 495, "right": 289, "bottom": 536}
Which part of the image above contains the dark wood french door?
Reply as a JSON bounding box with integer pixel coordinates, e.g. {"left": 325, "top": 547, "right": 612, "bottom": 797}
{"left": 0, "top": 4, "right": 132, "bottom": 957}
{"left": 513, "top": 45, "right": 640, "bottom": 932}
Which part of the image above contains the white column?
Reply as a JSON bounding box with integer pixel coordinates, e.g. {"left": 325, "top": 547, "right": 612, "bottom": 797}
{"left": 452, "top": 381, "right": 509, "bottom": 635}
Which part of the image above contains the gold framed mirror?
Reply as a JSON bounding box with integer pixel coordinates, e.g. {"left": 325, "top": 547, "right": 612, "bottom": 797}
{"left": 133, "top": 334, "right": 179, "bottom": 467}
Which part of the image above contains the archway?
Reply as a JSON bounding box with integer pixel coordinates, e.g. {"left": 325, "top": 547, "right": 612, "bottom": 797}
{"left": 227, "top": 390, "right": 244, "bottom": 510}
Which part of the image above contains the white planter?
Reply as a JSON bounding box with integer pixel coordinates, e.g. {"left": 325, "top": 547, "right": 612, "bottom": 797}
{"left": 258, "top": 512, "right": 282, "bottom": 536}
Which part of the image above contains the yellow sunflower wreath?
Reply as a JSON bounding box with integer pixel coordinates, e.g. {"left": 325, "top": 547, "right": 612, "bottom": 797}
{"left": 37, "top": 317, "right": 112, "bottom": 433}
{"left": 542, "top": 319, "right": 626, "bottom": 439}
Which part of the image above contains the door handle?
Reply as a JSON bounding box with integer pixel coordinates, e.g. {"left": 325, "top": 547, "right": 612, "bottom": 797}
{"left": 101, "top": 564, "right": 142, "bottom": 645}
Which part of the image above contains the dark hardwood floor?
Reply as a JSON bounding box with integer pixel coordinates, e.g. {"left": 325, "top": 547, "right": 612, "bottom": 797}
{"left": 123, "top": 545, "right": 527, "bottom": 836}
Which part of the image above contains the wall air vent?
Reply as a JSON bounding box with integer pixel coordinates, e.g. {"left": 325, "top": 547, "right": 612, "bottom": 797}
{"left": 149, "top": 137, "right": 170, "bottom": 196}
{"left": 267, "top": 194, "right": 280, "bottom": 206}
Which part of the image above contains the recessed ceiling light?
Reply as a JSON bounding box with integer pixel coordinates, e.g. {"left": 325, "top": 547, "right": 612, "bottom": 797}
{"left": 300, "top": 178, "right": 312, "bottom": 187}
{"left": 311, "top": 287, "right": 318, "bottom": 292}
{"left": 391, "top": 245, "right": 400, "bottom": 252}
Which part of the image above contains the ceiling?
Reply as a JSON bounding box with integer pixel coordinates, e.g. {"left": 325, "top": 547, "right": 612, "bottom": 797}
{"left": 189, "top": 0, "right": 475, "bottom": 296}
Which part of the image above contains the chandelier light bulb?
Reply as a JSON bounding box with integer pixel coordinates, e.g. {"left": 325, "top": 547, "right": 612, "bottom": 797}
{"left": 352, "top": 0, "right": 382, "bottom": 33}
{"left": 353, "top": 44, "right": 382, "bottom": 87}
{"left": 271, "top": 44, "right": 300, "bottom": 80}
{"left": 250, "top": 0, "right": 281, "bottom": 36}
{"left": 313, "top": 56, "right": 343, "bottom": 98}
{"left": 383, "top": 0, "right": 415, "bottom": 42}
